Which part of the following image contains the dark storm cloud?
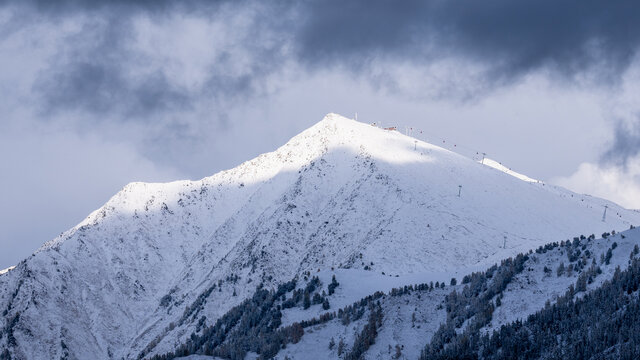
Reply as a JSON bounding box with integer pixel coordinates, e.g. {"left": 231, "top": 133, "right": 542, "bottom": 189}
{"left": 295, "top": 0, "right": 640, "bottom": 84}
{"left": 298, "top": 0, "right": 640, "bottom": 83}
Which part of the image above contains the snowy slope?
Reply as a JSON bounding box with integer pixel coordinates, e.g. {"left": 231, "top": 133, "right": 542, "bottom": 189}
{"left": 481, "top": 157, "right": 540, "bottom": 183}
{"left": 1, "top": 113, "right": 639, "bottom": 360}
{"left": 164, "top": 227, "right": 640, "bottom": 360}
{"left": 259, "top": 227, "right": 640, "bottom": 360}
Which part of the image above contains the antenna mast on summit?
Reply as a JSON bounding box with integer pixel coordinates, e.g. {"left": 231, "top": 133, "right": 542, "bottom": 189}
{"left": 481, "top": 152, "right": 487, "bottom": 165}
{"left": 602, "top": 205, "right": 608, "bottom": 222}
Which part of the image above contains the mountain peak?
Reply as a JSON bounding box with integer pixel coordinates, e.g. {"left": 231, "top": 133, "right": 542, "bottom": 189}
{"left": 305, "top": 112, "right": 368, "bottom": 138}
{"left": 320, "top": 112, "right": 350, "bottom": 122}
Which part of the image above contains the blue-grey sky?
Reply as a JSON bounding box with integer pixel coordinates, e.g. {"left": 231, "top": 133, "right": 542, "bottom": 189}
{"left": 2, "top": 0, "right": 640, "bottom": 269}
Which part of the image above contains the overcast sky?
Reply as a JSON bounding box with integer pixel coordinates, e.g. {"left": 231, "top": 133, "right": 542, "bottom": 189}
{"left": 2, "top": 0, "right": 640, "bottom": 269}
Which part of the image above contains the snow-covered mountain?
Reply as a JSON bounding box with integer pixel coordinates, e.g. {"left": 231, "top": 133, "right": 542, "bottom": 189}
{"left": 1, "top": 113, "right": 639, "bottom": 359}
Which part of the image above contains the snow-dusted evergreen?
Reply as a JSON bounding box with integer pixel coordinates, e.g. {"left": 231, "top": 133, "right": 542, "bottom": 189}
{"left": 1, "top": 114, "right": 639, "bottom": 359}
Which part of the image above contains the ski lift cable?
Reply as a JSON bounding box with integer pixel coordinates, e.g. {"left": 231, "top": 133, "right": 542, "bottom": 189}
{"left": 399, "top": 123, "right": 487, "bottom": 161}
{"left": 367, "top": 118, "right": 487, "bottom": 162}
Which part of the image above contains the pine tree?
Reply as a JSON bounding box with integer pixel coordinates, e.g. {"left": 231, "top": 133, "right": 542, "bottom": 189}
{"left": 328, "top": 275, "right": 339, "bottom": 295}
{"left": 303, "top": 291, "right": 311, "bottom": 310}
{"left": 557, "top": 262, "right": 565, "bottom": 277}
{"left": 321, "top": 297, "right": 330, "bottom": 310}
{"left": 576, "top": 273, "right": 587, "bottom": 292}
{"left": 605, "top": 248, "right": 613, "bottom": 265}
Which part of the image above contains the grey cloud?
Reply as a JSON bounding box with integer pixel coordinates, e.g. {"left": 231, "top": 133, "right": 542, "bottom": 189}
{"left": 24, "top": 3, "right": 192, "bottom": 119}
{"left": 9, "top": 0, "right": 640, "bottom": 121}
{"left": 36, "top": 27, "right": 192, "bottom": 119}
{"left": 39, "top": 62, "right": 191, "bottom": 118}
{"left": 295, "top": 0, "right": 640, "bottom": 84}
{"left": 7, "top": 0, "right": 289, "bottom": 121}
{"left": 602, "top": 119, "right": 640, "bottom": 168}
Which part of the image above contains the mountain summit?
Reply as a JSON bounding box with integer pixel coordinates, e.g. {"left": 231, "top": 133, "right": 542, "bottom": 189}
{"left": 1, "top": 113, "right": 639, "bottom": 359}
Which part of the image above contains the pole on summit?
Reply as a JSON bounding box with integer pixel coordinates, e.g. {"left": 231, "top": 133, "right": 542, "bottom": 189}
{"left": 602, "top": 205, "right": 608, "bottom": 222}
{"left": 458, "top": 185, "right": 462, "bottom": 197}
